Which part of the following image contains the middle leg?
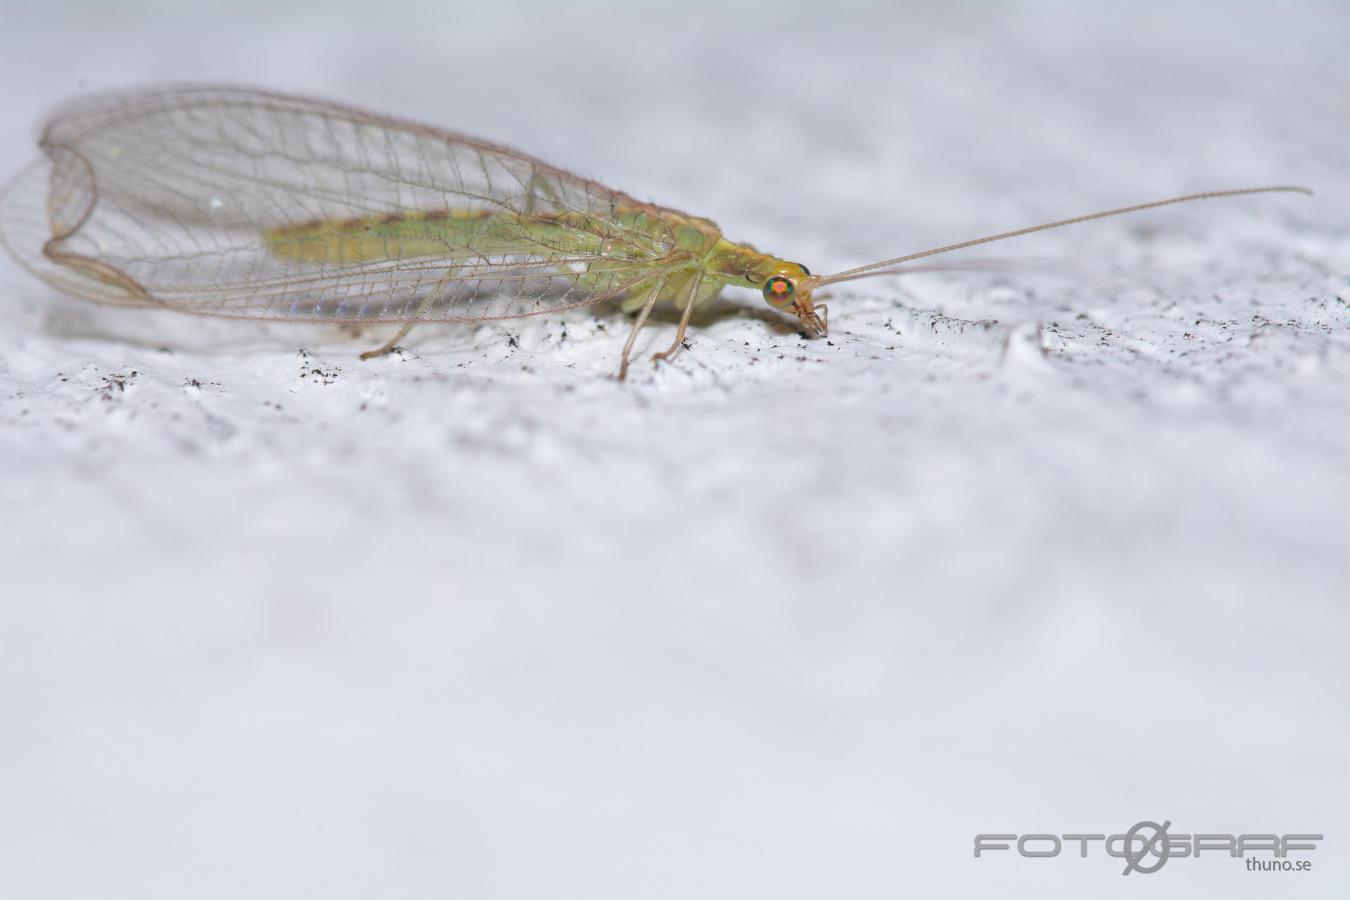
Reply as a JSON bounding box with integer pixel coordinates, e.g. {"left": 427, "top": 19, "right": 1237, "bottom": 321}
{"left": 652, "top": 272, "right": 703, "bottom": 365}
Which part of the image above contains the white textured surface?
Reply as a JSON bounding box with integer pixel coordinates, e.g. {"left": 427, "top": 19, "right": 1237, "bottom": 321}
{"left": 1, "top": 2, "right": 1347, "bottom": 898}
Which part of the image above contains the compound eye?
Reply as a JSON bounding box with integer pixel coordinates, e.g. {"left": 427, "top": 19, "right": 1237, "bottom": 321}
{"left": 762, "top": 275, "right": 796, "bottom": 309}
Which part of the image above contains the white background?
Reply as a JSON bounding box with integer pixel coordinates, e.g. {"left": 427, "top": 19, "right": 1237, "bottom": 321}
{"left": 0, "top": 1, "right": 1346, "bottom": 897}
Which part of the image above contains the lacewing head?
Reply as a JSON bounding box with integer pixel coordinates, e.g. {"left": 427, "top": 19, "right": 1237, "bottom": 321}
{"left": 759, "top": 260, "right": 826, "bottom": 337}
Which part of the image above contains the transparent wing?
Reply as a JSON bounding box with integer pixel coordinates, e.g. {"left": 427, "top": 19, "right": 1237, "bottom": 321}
{"left": 0, "top": 85, "right": 691, "bottom": 322}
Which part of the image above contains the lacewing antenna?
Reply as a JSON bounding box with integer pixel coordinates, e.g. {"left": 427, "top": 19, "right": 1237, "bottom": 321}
{"left": 807, "top": 186, "right": 1313, "bottom": 288}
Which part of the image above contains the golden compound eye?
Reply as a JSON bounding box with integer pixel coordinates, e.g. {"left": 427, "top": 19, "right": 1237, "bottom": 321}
{"left": 762, "top": 275, "right": 795, "bottom": 308}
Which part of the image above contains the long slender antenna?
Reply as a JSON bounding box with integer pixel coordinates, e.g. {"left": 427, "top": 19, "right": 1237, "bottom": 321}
{"left": 812, "top": 185, "right": 1312, "bottom": 286}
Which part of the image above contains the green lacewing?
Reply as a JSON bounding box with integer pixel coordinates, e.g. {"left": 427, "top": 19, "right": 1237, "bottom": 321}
{"left": 0, "top": 86, "right": 1309, "bottom": 378}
